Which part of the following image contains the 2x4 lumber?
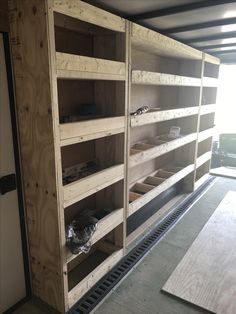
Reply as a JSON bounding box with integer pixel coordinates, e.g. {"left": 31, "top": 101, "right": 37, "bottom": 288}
{"left": 56, "top": 53, "right": 126, "bottom": 81}
{"left": 53, "top": 0, "right": 125, "bottom": 32}
{"left": 68, "top": 249, "right": 123, "bottom": 308}
{"left": 196, "top": 151, "right": 212, "bottom": 169}
{"left": 198, "top": 128, "right": 214, "bottom": 143}
{"left": 63, "top": 164, "right": 124, "bottom": 207}
{"left": 131, "top": 23, "right": 202, "bottom": 60}
{"left": 8, "top": 0, "right": 66, "bottom": 311}
{"left": 129, "top": 164, "right": 194, "bottom": 216}
{"left": 60, "top": 116, "right": 125, "bottom": 146}
{"left": 131, "top": 106, "right": 199, "bottom": 127}
{"left": 130, "top": 133, "right": 197, "bottom": 168}
{"left": 67, "top": 208, "right": 123, "bottom": 263}
{"left": 132, "top": 71, "right": 201, "bottom": 87}
{"left": 200, "top": 104, "right": 216, "bottom": 115}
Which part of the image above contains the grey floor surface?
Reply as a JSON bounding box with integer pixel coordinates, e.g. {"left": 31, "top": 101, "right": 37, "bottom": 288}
{"left": 13, "top": 177, "right": 236, "bottom": 314}
{"left": 94, "top": 177, "right": 236, "bottom": 314}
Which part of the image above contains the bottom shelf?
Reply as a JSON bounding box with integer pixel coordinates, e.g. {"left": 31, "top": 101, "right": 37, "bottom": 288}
{"left": 68, "top": 240, "right": 123, "bottom": 308}
{"left": 129, "top": 163, "right": 194, "bottom": 216}
{"left": 127, "top": 193, "right": 187, "bottom": 247}
{"left": 194, "top": 173, "right": 210, "bottom": 190}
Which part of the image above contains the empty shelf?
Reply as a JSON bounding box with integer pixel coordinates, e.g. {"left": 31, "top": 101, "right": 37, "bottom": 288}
{"left": 60, "top": 116, "right": 125, "bottom": 146}
{"left": 53, "top": 0, "right": 125, "bottom": 33}
{"left": 132, "top": 71, "right": 201, "bottom": 87}
{"left": 56, "top": 53, "right": 126, "bottom": 81}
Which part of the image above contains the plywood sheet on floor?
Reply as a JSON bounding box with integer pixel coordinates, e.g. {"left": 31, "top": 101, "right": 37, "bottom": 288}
{"left": 162, "top": 191, "right": 236, "bottom": 314}
{"left": 210, "top": 166, "right": 236, "bottom": 179}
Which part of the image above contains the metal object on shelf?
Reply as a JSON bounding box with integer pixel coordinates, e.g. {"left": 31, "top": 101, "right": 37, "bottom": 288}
{"left": 131, "top": 106, "right": 149, "bottom": 116}
{"left": 63, "top": 160, "right": 100, "bottom": 185}
{"left": 66, "top": 216, "right": 98, "bottom": 254}
{"left": 168, "top": 126, "right": 181, "bottom": 139}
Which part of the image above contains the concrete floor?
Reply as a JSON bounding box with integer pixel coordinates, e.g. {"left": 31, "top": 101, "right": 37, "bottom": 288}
{"left": 13, "top": 177, "right": 236, "bottom": 314}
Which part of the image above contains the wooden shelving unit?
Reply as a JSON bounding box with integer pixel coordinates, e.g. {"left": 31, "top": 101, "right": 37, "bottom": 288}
{"left": 9, "top": 1, "right": 220, "bottom": 312}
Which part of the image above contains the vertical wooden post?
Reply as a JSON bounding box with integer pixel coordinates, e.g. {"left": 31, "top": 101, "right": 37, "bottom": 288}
{"left": 8, "top": 0, "right": 66, "bottom": 311}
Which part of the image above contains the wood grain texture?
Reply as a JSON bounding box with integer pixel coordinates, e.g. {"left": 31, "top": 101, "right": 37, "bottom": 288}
{"left": 130, "top": 133, "right": 197, "bottom": 168}
{"left": 8, "top": 0, "right": 65, "bottom": 311}
{"left": 68, "top": 248, "right": 123, "bottom": 308}
{"left": 66, "top": 208, "right": 124, "bottom": 263}
{"left": 131, "top": 23, "right": 202, "bottom": 61}
{"left": 60, "top": 116, "right": 125, "bottom": 146}
{"left": 163, "top": 191, "right": 236, "bottom": 314}
{"left": 53, "top": 0, "right": 125, "bottom": 33}
{"left": 63, "top": 164, "right": 124, "bottom": 207}
{"left": 131, "top": 107, "right": 199, "bottom": 127}
{"left": 56, "top": 52, "right": 126, "bottom": 80}
{"left": 132, "top": 71, "right": 201, "bottom": 86}
{"left": 129, "top": 164, "right": 194, "bottom": 216}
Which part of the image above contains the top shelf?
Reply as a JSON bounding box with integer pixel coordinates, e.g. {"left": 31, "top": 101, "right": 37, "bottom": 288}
{"left": 131, "top": 23, "right": 202, "bottom": 61}
{"left": 53, "top": 0, "right": 125, "bottom": 33}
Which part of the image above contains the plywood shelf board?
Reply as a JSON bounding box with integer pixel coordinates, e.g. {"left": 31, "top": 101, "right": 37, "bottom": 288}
{"left": 60, "top": 116, "right": 125, "bottom": 146}
{"left": 130, "top": 133, "right": 197, "bottom": 168}
{"left": 131, "top": 106, "right": 199, "bottom": 127}
{"left": 132, "top": 70, "right": 201, "bottom": 87}
{"left": 204, "top": 53, "right": 220, "bottom": 65}
{"left": 53, "top": 0, "right": 125, "bottom": 33}
{"left": 162, "top": 191, "right": 236, "bottom": 314}
{"left": 198, "top": 128, "right": 214, "bottom": 143}
{"left": 68, "top": 248, "right": 123, "bottom": 308}
{"left": 194, "top": 173, "right": 210, "bottom": 191}
{"left": 200, "top": 104, "right": 216, "bottom": 115}
{"left": 66, "top": 207, "right": 123, "bottom": 263}
{"left": 56, "top": 53, "right": 126, "bottom": 80}
{"left": 63, "top": 164, "right": 124, "bottom": 207}
{"left": 196, "top": 151, "right": 212, "bottom": 169}
{"left": 129, "top": 164, "right": 194, "bottom": 216}
{"left": 127, "top": 194, "right": 187, "bottom": 246}
{"left": 131, "top": 23, "right": 202, "bottom": 61}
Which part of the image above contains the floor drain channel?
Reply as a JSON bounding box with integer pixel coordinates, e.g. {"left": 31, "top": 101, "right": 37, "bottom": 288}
{"left": 69, "top": 176, "right": 215, "bottom": 314}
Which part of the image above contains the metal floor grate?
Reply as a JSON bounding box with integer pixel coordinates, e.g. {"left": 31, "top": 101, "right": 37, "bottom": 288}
{"left": 69, "top": 176, "right": 215, "bottom": 314}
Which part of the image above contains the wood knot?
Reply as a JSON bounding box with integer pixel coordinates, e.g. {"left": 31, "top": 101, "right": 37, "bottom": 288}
{"left": 32, "top": 6, "right": 37, "bottom": 15}
{"left": 40, "top": 40, "right": 43, "bottom": 48}
{"left": 18, "top": 11, "right": 22, "bottom": 18}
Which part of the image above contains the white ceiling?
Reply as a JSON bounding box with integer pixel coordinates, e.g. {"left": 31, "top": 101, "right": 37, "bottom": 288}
{"left": 85, "top": 0, "right": 236, "bottom": 63}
